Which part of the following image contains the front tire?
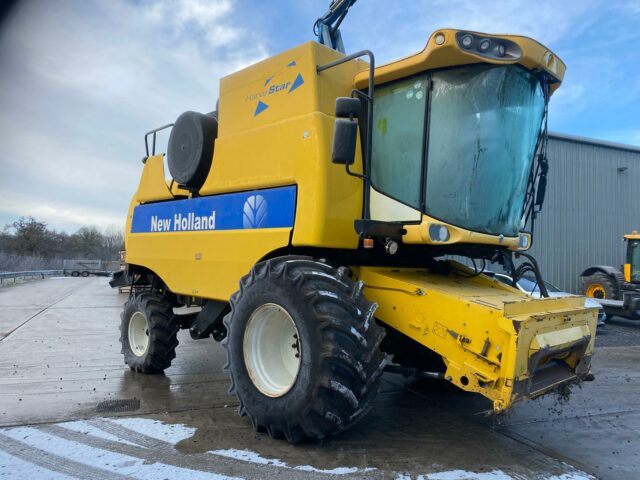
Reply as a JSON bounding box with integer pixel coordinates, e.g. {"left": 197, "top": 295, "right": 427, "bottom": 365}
{"left": 120, "top": 293, "right": 179, "bottom": 373}
{"left": 222, "top": 256, "right": 386, "bottom": 442}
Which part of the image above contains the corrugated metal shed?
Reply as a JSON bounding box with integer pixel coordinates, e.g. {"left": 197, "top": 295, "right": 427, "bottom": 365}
{"left": 529, "top": 133, "right": 640, "bottom": 293}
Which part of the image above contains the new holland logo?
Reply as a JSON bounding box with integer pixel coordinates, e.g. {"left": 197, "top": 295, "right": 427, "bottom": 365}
{"left": 243, "top": 195, "right": 268, "bottom": 229}
{"left": 246, "top": 60, "right": 305, "bottom": 117}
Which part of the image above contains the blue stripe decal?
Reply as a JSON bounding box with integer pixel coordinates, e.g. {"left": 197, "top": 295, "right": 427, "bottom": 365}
{"left": 131, "top": 186, "right": 296, "bottom": 233}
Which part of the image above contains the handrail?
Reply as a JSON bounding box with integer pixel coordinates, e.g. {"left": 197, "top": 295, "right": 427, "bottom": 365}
{"left": 144, "top": 123, "right": 174, "bottom": 159}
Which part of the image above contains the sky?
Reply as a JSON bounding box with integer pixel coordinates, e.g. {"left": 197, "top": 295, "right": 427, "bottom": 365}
{"left": 0, "top": 0, "right": 639, "bottom": 232}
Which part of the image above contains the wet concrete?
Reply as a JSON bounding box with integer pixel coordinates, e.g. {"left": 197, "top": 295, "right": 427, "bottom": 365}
{"left": 0, "top": 277, "right": 638, "bottom": 479}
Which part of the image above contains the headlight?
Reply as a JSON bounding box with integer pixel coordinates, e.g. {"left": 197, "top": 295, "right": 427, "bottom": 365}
{"left": 429, "top": 224, "right": 450, "bottom": 242}
{"left": 478, "top": 39, "right": 491, "bottom": 52}
{"left": 518, "top": 234, "right": 531, "bottom": 250}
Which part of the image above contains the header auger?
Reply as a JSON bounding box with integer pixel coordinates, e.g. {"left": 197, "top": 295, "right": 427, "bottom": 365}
{"left": 111, "top": 2, "right": 597, "bottom": 442}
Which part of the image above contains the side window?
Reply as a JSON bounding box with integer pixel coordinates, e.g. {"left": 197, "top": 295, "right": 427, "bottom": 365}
{"left": 371, "top": 76, "right": 427, "bottom": 209}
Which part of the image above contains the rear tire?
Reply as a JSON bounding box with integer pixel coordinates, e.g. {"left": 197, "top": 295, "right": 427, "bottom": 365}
{"left": 81, "top": 271, "right": 89, "bottom": 277}
{"left": 120, "top": 292, "right": 179, "bottom": 373}
{"left": 582, "top": 272, "right": 618, "bottom": 300}
{"left": 222, "top": 256, "right": 386, "bottom": 442}
{"left": 71, "top": 271, "right": 79, "bottom": 277}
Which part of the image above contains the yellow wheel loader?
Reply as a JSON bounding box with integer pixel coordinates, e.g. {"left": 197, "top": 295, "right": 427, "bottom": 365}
{"left": 111, "top": 1, "right": 597, "bottom": 442}
{"left": 581, "top": 232, "right": 640, "bottom": 319}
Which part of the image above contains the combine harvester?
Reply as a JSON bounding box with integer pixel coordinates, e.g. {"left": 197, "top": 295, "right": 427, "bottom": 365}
{"left": 112, "top": 0, "right": 597, "bottom": 442}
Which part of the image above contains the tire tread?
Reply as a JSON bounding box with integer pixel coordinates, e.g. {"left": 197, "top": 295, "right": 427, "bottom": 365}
{"left": 222, "top": 255, "right": 386, "bottom": 442}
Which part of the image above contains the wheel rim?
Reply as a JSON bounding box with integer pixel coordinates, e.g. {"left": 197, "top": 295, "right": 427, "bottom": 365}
{"left": 586, "top": 284, "right": 606, "bottom": 299}
{"left": 128, "top": 311, "right": 149, "bottom": 356}
{"left": 243, "top": 303, "right": 301, "bottom": 398}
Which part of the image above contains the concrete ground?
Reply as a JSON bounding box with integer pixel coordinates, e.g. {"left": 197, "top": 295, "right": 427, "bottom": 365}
{"left": 0, "top": 277, "right": 638, "bottom": 480}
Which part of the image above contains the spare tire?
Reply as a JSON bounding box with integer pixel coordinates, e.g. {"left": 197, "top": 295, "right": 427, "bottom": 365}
{"left": 167, "top": 111, "right": 218, "bottom": 189}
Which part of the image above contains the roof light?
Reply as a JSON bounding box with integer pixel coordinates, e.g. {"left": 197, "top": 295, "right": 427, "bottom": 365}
{"left": 434, "top": 33, "right": 446, "bottom": 45}
{"left": 455, "top": 32, "right": 522, "bottom": 61}
{"left": 461, "top": 34, "right": 473, "bottom": 48}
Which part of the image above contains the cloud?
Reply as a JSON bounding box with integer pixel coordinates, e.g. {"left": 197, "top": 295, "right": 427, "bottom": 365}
{"left": 0, "top": 193, "right": 124, "bottom": 231}
{"left": 143, "top": 0, "right": 241, "bottom": 48}
{"left": 0, "top": 0, "right": 268, "bottom": 232}
{"left": 340, "top": 0, "right": 604, "bottom": 65}
{"left": 0, "top": 0, "right": 638, "bottom": 235}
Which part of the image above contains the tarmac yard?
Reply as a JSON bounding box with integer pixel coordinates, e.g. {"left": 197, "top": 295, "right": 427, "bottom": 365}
{"left": 0, "top": 277, "right": 638, "bottom": 480}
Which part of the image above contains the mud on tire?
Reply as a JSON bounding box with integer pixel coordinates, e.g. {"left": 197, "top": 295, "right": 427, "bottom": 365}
{"left": 222, "top": 256, "right": 387, "bottom": 442}
{"left": 120, "top": 292, "right": 179, "bottom": 374}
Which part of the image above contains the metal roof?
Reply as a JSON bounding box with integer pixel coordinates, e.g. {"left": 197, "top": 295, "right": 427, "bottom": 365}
{"left": 549, "top": 132, "right": 640, "bottom": 155}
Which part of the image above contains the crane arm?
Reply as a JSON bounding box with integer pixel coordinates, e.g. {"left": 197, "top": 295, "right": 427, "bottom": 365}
{"left": 313, "top": 0, "right": 358, "bottom": 53}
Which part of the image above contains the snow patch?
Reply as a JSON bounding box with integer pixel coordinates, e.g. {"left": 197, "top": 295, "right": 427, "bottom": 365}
{"left": 209, "top": 448, "right": 287, "bottom": 467}
{"left": 58, "top": 420, "right": 141, "bottom": 447}
{"left": 107, "top": 417, "right": 196, "bottom": 445}
{"left": 209, "top": 448, "right": 374, "bottom": 475}
{"left": 2, "top": 427, "right": 237, "bottom": 479}
{"left": 0, "top": 449, "right": 72, "bottom": 479}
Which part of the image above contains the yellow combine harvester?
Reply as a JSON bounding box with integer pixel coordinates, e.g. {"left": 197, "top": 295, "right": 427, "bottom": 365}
{"left": 111, "top": 1, "right": 597, "bottom": 442}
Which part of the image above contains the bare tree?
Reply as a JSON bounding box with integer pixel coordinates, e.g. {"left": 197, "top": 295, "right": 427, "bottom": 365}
{"left": 0, "top": 217, "right": 125, "bottom": 271}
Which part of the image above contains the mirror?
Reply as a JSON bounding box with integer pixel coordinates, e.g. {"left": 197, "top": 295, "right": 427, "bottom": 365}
{"left": 335, "top": 97, "right": 361, "bottom": 118}
{"left": 332, "top": 119, "right": 358, "bottom": 165}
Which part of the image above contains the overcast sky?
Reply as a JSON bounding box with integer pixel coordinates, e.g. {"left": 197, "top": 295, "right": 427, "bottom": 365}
{"left": 0, "top": 0, "right": 639, "bottom": 232}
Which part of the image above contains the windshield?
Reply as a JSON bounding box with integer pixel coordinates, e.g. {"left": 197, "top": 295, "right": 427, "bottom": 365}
{"left": 426, "top": 65, "right": 545, "bottom": 235}
{"left": 370, "top": 64, "right": 546, "bottom": 236}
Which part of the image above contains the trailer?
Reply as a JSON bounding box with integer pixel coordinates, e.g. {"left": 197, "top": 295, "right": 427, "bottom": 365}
{"left": 63, "top": 259, "right": 108, "bottom": 277}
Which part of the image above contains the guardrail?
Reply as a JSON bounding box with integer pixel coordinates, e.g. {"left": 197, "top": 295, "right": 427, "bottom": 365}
{"left": 0, "top": 270, "right": 64, "bottom": 285}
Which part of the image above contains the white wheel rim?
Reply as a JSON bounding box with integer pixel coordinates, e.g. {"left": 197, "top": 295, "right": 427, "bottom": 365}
{"left": 128, "top": 311, "right": 149, "bottom": 357}
{"left": 243, "top": 303, "right": 301, "bottom": 397}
